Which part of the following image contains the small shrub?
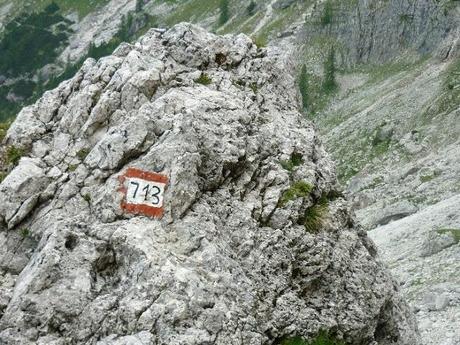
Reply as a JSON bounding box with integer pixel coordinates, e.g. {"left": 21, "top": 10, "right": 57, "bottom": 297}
{"left": 76, "top": 148, "right": 90, "bottom": 161}
{"left": 280, "top": 152, "right": 304, "bottom": 172}
{"left": 20, "top": 228, "right": 30, "bottom": 238}
{"left": 83, "top": 194, "right": 91, "bottom": 203}
{"left": 6, "top": 146, "right": 23, "bottom": 166}
{"left": 279, "top": 181, "right": 313, "bottom": 206}
{"left": 322, "top": 47, "right": 337, "bottom": 93}
{"left": 195, "top": 74, "right": 212, "bottom": 85}
{"left": 0, "top": 172, "right": 6, "bottom": 183}
{"left": 68, "top": 164, "right": 78, "bottom": 172}
{"left": 250, "top": 82, "right": 258, "bottom": 93}
{"left": 303, "top": 196, "right": 329, "bottom": 233}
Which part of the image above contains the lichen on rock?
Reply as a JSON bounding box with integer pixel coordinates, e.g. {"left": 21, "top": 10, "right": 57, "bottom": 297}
{"left": 0, "top": 23, "right": 418, "bottom": 345}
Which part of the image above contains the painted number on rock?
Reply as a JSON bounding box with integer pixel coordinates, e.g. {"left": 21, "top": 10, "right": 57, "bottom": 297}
{"left": 120, "top": 168, "right": 168, "bottom": 218}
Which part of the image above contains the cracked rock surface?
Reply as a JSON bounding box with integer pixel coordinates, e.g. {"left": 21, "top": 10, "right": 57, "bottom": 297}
{"left": 0, "top": 24, "right": 418, "bottom": 345}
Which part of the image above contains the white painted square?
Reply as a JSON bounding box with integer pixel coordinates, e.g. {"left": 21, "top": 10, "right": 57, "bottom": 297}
{"left": 125, "top": 177, "right": 166, "bottom": 208}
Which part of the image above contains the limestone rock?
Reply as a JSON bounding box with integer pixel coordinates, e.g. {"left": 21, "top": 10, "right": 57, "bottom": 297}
{"left": 369, "top": 195, "right": 460, "bottom": 345}
{"left": 0, "top": 24, "right": 418, "bottom": 345}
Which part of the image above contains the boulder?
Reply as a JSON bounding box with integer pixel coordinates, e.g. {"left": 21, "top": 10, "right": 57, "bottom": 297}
{"left": 0, "top": 24, "right": 418, "bottom": 345}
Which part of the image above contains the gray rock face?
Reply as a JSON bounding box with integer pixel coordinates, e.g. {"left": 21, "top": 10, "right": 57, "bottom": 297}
{"left": 0, "top": 24, "right": 418, "bottom": 344}
{"left": 369, "top": 195, "right": 460, "bottom": 345}
{"left": 273, "top": 0, "right": 299, "bottom": 10}
{"left": 304, "top": 0, "right": 459, "bottom": 66}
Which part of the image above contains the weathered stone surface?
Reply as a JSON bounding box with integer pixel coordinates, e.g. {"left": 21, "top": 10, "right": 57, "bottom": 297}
{"left": 304, "top": 0, "right": 459, "bottom": 67}
{"left": 369, "top": 195, "right": 460, "bottom": 345}
{"left": 0, "top": 24, "right": 418, "bottom": 344}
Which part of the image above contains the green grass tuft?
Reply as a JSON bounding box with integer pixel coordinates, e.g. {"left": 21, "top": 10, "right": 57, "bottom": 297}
{"left": 279, "top": 181, "right": 313, "bottom": 206}
{"left": 303, "top": 196, "right": 329, "bottom": 233}
{"left": 195, "top": 73, "right": 212, "bottom": 85}
{"left": 420, "top": 170, "right": 441, "bottom": 183}
{"left": 20, "top": 228, "right": 30, "bottom": 238}
{"left": 6, "top": 146, "right": 24, "bottom": 166}
{"left": 83, "top": 193, "right": 91, "bottom": 203}
{"left": 249, "top": 82, "right": 258, "bottom": 93}
{"left": 0, "top": 119, "right": 12, "bottom": 141}
{"left": 76, "top": 148, "right": 90, "bottom": 161}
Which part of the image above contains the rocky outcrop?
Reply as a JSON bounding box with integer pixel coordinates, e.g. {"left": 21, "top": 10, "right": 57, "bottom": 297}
{"left": 0, "top": 24, "right": 418, "bottom": 344}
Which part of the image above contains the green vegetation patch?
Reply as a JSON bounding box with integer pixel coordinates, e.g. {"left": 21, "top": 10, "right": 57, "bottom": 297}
{"left": 436, "top": 228, "right": 460, "bottom": 243}
{"left": 20, "top": 228, "right": 30, "bottom": 238}
{"left": 83, "top": 193, "right": 91, "bottom": 203}
{"left": 420, "top": 170, "right": 441, "bottom": 183}
{"left": 195, "top": 73, "right": 212, "bottom": 85}
{"left": 0, "top": 119, "right": 12, "bottom": 141}
{"left": 302, "top": 196, "right": 329, "bottom": 233}
{"left": 0, "top": 2, "right": 74, "bottom": 121}
{"left": 279, "top": 181, "right": 313, "bottom": 206}
{"left": 6, "top": 146, "right": 24, "bottom": 166}
{"left": 0, "top": 3, "right": 156, "bottom": 122}
{"left": 0, "top": 3, "right": 71, "bottom": 77}
{"left": 251, "top": 35, "right": 267, "bottom": 49}
{"left": 76, "top": 148, "right": 90, "bottom": 161}
{"left": 322, "top": 47, "right": 338, "bottom": 94}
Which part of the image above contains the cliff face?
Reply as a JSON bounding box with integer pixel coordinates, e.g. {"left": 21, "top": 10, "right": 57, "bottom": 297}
{"left": 0, "top": 24, "right": 418, "bottom": 345}
{"left": 305, "top": 0, "right": 459, "bottom": 229}
{"left": 306, "top": 3, "right": 460, "bottom": 343}
{"left": 303, "top": 0, "right": 459, "bottom": 67}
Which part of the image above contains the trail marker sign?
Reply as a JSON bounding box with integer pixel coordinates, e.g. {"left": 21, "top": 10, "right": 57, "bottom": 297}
{"left": 119, "top": 168, "right": 168, "bottom": 218}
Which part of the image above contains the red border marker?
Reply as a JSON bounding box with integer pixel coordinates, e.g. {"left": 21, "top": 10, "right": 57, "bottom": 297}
{"left": 119, "top": 167, "right": 168, "bottom": 218}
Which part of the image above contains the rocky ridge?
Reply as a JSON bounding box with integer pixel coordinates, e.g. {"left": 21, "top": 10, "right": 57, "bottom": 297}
{"left": 0, "top": 24, "right": 418, "bottom": 344}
